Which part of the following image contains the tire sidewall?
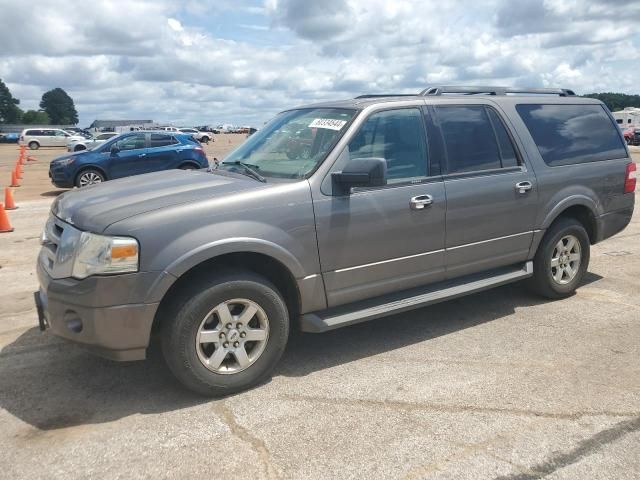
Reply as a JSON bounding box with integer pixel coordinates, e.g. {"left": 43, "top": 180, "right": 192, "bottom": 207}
{"left": 75, "top": 169, "right": 105, "bottom": 188}
{"left": 539, "top": 220, "right": 590, "bottom": 295}
{"left": 163, "top": 274, "right": 289, "bottom": 395}
{"left": 29, "top": 141, "right": 39, "bottom": 150}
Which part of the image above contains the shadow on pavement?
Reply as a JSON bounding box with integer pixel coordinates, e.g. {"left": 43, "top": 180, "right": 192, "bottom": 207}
{"left": 40, "top": 190, "right": 67, "bottom": 197}
{"left": 0, "top": 275, "right": 602, "bottom": 431}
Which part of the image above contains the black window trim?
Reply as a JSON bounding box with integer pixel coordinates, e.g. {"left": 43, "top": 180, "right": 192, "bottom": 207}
{"left": 148, "top": 132, "right": 180, "bottom": 149}
{"left": 433, "top": 104, "right": 527, "bottom": 179}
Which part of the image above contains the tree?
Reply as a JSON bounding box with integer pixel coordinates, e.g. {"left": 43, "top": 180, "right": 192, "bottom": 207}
{"left": 39, "top": 88, "right": 78, "bottom": 125}
{"left": 0, "top": 78, "right": 21, "bottom": 123}
{"left": 584, "top": 92, "right": 640, "bottom": 112}
{"left": 22, "top": 110, "right": 50, "bottom": 125}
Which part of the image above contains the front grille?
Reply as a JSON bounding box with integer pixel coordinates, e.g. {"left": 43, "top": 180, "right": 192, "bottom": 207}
{"left": 39, "top": 215, "right": 82, "bottom": 279}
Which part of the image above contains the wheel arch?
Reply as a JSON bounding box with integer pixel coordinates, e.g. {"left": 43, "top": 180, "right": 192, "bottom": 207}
{"left": 151, "top": 251, "right": 301, "bottom": 335}
{"left": 540, "top": 196, "right": 599, "bottom": 244}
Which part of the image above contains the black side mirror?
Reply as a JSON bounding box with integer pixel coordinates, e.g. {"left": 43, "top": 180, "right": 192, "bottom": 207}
{"left": 332, "top": 158, "right": 387, "bottom": 194}
{"left": 110, "top": 145, "right": 120, "bottom": 155}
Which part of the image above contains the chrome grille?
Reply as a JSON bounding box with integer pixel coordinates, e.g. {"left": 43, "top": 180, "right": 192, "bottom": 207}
{"left": 39, "top": 215, "right": 82, "bottom": 279}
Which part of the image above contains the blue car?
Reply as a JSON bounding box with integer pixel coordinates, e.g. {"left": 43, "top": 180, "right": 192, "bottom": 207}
{"left": 49, "top": 131, "right": 209, "bottom": 188}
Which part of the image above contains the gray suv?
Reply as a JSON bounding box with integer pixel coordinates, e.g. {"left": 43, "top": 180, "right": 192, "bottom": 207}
{"left": 35, "top": 86, "right": 636, "bottom": 395}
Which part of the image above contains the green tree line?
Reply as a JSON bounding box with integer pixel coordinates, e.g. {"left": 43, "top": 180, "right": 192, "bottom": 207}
{"left": 583, "top": 92, "right": 640, "bottom": 112}
{"left": 0, "top": 78, "right": 78, "bottom": 125}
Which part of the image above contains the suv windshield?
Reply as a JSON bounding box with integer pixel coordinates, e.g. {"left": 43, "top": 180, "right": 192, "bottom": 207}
{"left": 220, "top": 108, "right": 357, "bottom": 179}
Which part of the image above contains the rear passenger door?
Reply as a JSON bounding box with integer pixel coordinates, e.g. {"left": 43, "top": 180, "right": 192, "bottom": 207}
{"left": 433, "top": 105, "right": 538, "bottom": 278}
{"left": 146, "top": 133, "right": 180, "bottom": 172}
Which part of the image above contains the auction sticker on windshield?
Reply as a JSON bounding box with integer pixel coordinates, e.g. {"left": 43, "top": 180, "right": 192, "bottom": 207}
{"left": 308, "top": 118, "right": 347, "bottom": 131}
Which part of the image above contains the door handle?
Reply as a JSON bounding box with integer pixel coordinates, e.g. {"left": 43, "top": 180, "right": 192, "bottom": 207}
{"left": 138, "top": 153, "right": 146, "bottom": 158}
{"left": 410, "top": 194, "right": 433, "bottom": 210}
{"left": 515, "top": 181, "right": 532, "bottom": 194}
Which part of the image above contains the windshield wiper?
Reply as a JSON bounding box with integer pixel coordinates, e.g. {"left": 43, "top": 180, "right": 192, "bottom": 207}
{"left": 217, "top": 161, "right": 266, "bottom": 183}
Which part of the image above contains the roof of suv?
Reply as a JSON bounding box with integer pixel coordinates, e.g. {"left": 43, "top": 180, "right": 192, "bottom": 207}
{"left": 294, "top": 86, "right": 602, "bottom": 111}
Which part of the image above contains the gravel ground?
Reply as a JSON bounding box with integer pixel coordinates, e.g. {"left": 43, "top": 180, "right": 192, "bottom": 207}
{"left": 0, "top": 143, "right": 639, "bottom": 480}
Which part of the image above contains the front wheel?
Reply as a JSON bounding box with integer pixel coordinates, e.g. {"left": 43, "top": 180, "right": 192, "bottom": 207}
{"left": 161, "top": 270, "right": 289, "bottom": 396}
{"left": 75, "top": 169, "right": 105, "bottom": 188}
{"left": 528, "top": 217, "right": 590, "bottom": 299}
{"left": 28, "top": 141, "right": 39, "bottom": 150}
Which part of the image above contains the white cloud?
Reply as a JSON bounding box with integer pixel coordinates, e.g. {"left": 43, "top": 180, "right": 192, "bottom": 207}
{"left": 0, "top": 0, "right": 637, "bottom": 127}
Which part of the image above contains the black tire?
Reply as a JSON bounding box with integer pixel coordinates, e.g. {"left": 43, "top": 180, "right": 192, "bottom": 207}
{"left": 75, "top": 168, "right": 105, "bottom": 188}
{"left": 179, "top": 163, "right": 198, "bottom": 170}
{"left": 528, "top": 217, "right": 590, "bottom": 299}
{"left": 161, "top": 270, "right": 289, "bottom": 396}
{"left": 28, "top": 141, "right": 39, "bottom": 150}
{"left": 74, "top": 145, "right": 86, "bottom": 152}
{"left": 201, "top": 136, "right": 210, "bottom": 144}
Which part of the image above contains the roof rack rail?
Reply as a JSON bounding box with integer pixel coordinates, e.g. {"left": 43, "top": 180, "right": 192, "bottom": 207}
{"left": 420, "top": 86, "right": 576, "bottom": 97}
{"left": 355, "top": 94, "right": 417, "bottom": 99}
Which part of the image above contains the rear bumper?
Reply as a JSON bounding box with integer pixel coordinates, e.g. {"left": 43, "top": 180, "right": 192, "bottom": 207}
{"left": 597, "top": 206, "right": 634, "bottom": 242}
{"left": 36, "top": 260, "right": 160, "bottom": 361}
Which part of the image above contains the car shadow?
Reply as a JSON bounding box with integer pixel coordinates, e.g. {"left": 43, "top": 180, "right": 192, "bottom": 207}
{"left": 40, "top": 190, "right": 67, "bottom": 197}
{"left": 0, "top": 275, "right": 602, "bottom": 431}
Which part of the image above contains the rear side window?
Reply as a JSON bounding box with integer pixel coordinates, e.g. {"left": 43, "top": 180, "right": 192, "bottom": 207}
{"left": 26, "top": 130, "right": 42, "bottom": 136}
{"left": 150, "top": 134, "right": 178, "bottom": 147}
{"left": 516, "top": 104, "right": 627, "bottom": 166}
{"left": 436, "top": 106, "right": 518, "bottom": 174}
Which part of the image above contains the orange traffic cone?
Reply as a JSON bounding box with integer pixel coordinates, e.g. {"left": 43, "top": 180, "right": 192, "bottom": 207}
{"left": 0, "top": 203, "right": 14, "bottom": 233}
{"left": 27, "top": 155, "right": 37, "bottom": 162}
{"left": 10, "top": 171, "right": 20, "bottom": 187}
{"left": 15, "top": 164, "right": 23, "bottom": 179}
{"left": 4, "top": 188, "right": 17, "bottom": 210}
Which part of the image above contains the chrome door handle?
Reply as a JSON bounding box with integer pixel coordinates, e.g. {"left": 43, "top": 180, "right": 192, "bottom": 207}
{"left": 138, "top": 153, "right": 146, "bottom": 158}
{"left": 410, "top": 194, "right": 433, "bottom": 210}
{"left": 515, "top": 181, "right": 532, "bottom": 194}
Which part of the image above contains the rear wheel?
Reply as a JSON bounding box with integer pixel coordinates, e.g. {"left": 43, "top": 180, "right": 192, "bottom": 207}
{"left": 161, "top": 270, "right": 289, "bottom": 396}
{"left": 28, "top": 141, "right": 39, "bottom": 150}
{"left": 179, "top": 163, "right": 198, "bottom": 170}
{"left": 75, "top": 169, "right": 105, "bottom": 188}
{"left": 529, "top": 217, "right": 590, "bottom": 299}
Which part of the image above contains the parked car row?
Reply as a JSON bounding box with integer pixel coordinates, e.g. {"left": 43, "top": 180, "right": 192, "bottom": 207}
{"left": 622, "top": 126, "right": 639, "bottom": 146}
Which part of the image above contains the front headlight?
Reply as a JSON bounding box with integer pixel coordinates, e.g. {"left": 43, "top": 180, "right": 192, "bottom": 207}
{"left": 55, "top": 157, "right": 76, "bottom": 167}
{"left": 71, "top": 232, "right": 139, "bottom": 279}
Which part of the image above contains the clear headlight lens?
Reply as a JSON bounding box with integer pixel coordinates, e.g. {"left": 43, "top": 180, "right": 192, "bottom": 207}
{"left": 56, "top": 157, "right": 76, "bottom": 166}
{"left": 72, "top": 232, "right": 139, "bottom": 279}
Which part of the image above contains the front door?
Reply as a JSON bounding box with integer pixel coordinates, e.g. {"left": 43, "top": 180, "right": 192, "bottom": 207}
{"left": 433, "top": 105, "right": 538, "bottom": 279}
{"left": 314, "top": 107, "right": 447, "bottom": 307}
{"left": 107, "top": 133, "right": 148, "bottom": 179}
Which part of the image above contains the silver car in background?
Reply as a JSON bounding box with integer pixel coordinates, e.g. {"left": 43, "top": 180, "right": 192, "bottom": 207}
{"left": 66, "top": 132, "right": 119, "bottom": 152}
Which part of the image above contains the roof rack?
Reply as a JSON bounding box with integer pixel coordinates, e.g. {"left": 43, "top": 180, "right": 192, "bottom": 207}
{"left": 420, "top": 86, "right": 576, "bottom": 97}
{"left": 355, "top": 94, "right": 417, "bottom": 99}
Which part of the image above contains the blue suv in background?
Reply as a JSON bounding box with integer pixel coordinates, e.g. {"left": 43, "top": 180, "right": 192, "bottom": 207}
{"left": 49, "top": 131, "right": 210, "bottom": 188}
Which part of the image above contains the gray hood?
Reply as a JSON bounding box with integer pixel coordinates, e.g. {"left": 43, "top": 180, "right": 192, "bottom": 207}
{"left": 52, "top": 169, "right": 265, "bottom": 232}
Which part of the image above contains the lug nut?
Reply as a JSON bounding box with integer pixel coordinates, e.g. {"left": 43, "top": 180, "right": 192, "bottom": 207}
{"left": 240, "top": 332, "right": 246, "bottom": 338}
{"left": 237, "top": 323, "right": 242, "bottom": 328}
{"left": 219, "top": 332, "right": 225, "bottom": 338}
{"left": 226, "top": 323, "right": 232, "bottom": 329}
{"left": 234, "top": 341, "right": 239, "bottom": 348}
{"left": 223, "top": 342, "right": 229, "bottom": 348}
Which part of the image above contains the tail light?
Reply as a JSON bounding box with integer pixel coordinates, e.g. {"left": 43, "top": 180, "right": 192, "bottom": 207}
{"left": 624, "top": 162, "right": 637, "bottom": 193}
{"left": 20, "top": 135, "right": 24, "bottom": 141}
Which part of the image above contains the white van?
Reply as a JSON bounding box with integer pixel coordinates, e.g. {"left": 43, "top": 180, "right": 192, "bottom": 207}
{"left": 19, "top": 128, "right": 72, "bottom": 149}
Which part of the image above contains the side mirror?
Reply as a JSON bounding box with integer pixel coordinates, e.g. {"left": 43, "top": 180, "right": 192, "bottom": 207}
{"left": 332, "top": 158, "right": 387, "bottom": 194}
{"left": 110, "top": 145, "right": 120, "bottom": 155}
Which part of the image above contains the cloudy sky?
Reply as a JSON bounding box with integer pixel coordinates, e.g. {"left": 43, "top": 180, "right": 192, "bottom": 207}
{"left": 0, "top": 0, "right": 638, "bottom": 127}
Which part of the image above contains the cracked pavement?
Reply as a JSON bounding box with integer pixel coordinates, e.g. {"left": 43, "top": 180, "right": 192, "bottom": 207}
{"left": 0, "top": 145, "right": 639, "bottom": 479}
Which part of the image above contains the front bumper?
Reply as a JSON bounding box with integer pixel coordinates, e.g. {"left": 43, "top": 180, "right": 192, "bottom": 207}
{"left": 48, "top": 162, "right": 74, "bottom": 188}
{"left": 36, "top": 260, "right": 160, "bottom": 361}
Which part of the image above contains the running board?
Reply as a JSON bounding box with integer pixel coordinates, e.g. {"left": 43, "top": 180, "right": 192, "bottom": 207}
{"left": 300, "top": 261, "right": 533, "bottom": 333}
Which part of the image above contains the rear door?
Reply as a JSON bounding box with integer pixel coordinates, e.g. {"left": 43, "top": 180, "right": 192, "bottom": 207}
{"left": 433, "top": 104, "right": 538, "bottom": 279}
{"left": 107, "top": 133, "right": 149, "bottom": 179}
{"left": 145, "top": 133, "right": 181, "bottom": 172}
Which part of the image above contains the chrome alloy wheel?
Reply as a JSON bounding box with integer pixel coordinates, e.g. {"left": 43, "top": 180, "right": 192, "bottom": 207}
{"left": 79, "top": 171, "right": 103, "bottom": 187}
{"left": 550, "top": 234, "right": 581, "bottom": 285}
{"left": 195, "top": 298, "right": 269, "bottom": 374}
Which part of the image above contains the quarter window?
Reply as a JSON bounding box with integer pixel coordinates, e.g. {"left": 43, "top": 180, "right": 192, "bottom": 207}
{"left": 150, "top": 134, "right": 178, "bottom": 148}
{"left": 347, "top": 108, "right": 428, "bottom": 183}
{"left": 516, "top": 104, "right": 627, "bottom": 166}
{"left": 436, "top": 106, "right": 518, "bottom": 174}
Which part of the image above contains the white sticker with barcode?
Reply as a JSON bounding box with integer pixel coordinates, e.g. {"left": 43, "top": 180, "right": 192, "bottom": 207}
{"left": 308, "top": 118, "right": 347, "bottom": 131}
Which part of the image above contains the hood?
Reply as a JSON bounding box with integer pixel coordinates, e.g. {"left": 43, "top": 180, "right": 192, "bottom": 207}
{"left": 52, "top": 169, "right": 266, "bottom": 232}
